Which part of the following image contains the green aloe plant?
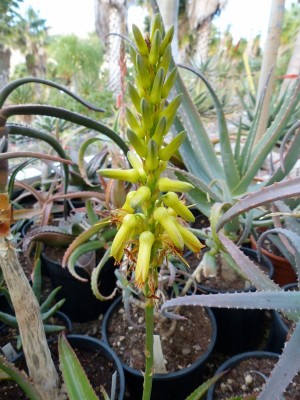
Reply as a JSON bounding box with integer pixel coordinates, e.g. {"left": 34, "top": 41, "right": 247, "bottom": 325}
{"left": 170, "top": 60, "right": 300, "bottom": 272}
{"left": 162, "top": 177, "right": 300, "bottom": 399}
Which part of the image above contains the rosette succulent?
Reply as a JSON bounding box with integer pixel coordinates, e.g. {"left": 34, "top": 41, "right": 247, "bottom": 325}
{"left": 98, "top": 14, "right": 204, "bottom": 399}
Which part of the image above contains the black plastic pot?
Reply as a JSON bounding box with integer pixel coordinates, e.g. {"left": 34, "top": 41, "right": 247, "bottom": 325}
{"left": 14, "top": 334, "right": 125, "bottom": 400}
{"left": 267, "top": 283, "right": 297, "bottom": 354}
{"left": 206, "top": 351, "right": 279, "bottom": 400}
{"left": 197, "top": 247, "right": 274, "bottom": 355}
{"left": 102, "top": 296, "right": 217, "bottom": 400}
{"left": 41, "top": 250, "right": 117, "bottom": 322}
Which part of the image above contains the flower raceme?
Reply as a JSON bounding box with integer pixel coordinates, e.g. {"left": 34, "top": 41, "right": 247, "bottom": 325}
{"left": 98, "top": 14, "right": 203, "bottom": 289}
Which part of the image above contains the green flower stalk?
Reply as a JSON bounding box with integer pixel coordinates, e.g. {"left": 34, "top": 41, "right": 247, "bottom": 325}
{"left": 98, "top": 14, "right": 204, "bottom": 400}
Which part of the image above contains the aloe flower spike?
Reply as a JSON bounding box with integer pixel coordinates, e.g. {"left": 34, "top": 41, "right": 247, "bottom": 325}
{"left": 135, "top": 231, "right": 155, "bottom": 286}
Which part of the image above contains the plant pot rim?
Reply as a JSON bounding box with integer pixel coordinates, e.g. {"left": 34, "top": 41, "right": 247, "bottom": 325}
{"left": 102, "top": 296, "right": 217, "bottom": 380}
{"left": 206, "top": 350, "right": 280, "bottom": 399}
{"left": 195, "top": 247, "right": 274, "bottom": 294}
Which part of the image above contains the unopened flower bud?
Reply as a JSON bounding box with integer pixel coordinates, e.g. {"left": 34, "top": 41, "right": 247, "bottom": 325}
{"left": 150, "top": 68, "right": 164, "bottom": 104}
{"left": 136, "top": 54, "right": 151, "bottom": 89}
{"left": 145, "top": 140, "right": 159, "bottom": 171}
{"left": 162, "top": 68, "right": 178, "bottom": 99}
{"left": 135, "top": 231, "right": 155, "bottom": 286}
{"left": 158, "top": 44, "right": 172, "bottom": 75}
{"left": 98, "top": 168, "right": 140, "bottom": 183}
{"left": 127, "top": 152, "right": 147, "bottom": 181}
{"left": 151, "top": 116, "right": 167, "bottom": 145}
{"left": 149, "top": 29, "right": 161, "bottom": 66}
{"left": 160, "top": 25, "right": 174, "bottom": 56}
{"left": 130, "top": 186, "right": 151, "bottom": 208}
{"left": 132, "top": 24, "right": 149, "bottom": 56}
{"left": 163, "top": 191, "right": 195, "bottom": 222}
{"left": 150, "top": 13, "right": 163, "bottom": 41}
{"left": 141, "top": 98, "right": 153, "bottom": 130}
{"left": 154, "top": 207, "right": 184, "bottom": 250}
{"left": 159, "top": 131, "right": 187, "bottom": 161}
{"left": 127, "top": 130, "right": 147, "bottom": 157}
{"left": 126, "top": 107, "right": 145, "bottom": 138}
{"left": 128, "top": 82, "right": 142, "bottom": 113}
{"left": 158, "top": 177, "right": 194, "bottom": 193}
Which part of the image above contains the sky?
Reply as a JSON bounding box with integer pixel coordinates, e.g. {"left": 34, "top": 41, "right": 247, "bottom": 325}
{"left": 19, "top": 0, "right": 295, "bottom": 44}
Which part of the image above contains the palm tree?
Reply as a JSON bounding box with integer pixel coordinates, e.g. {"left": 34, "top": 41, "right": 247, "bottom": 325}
{"left": 94, "top": 0, "right": 127, "bottom": 97}
{"left": 14, "top": 6, "right": 49, "bottom": 77}
{"left": 0, "top": 0, "right": 23, "bottom": 88}
{"left": 183, "top": 0, "right": 227, "bottom": 64}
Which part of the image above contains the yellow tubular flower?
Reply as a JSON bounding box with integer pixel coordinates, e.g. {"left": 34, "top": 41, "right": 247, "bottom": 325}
{"left": 121, "top": 191, "right": 136, "bottom": 213}
{"left": 130, "top": 186, "right": 151, "bottom": 208}
{"left": 175, "top": 221, "right": 205, "bottom": 253}
{"left": 163, "top": 191, "right": 195, "bottom": 222}
{"left": 135, "top": 231, "right": 155, "bottom": 286}
{"left": 154, "top": 207, "right": 184, "bottom": 250}
{"left": 110, "top": 214, "right": 138, "bottom": 261}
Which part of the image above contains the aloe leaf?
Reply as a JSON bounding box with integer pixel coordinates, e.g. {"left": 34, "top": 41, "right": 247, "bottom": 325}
{"left": 218, "top": 233, "right": 280, "bottom": 291}
{"left": 185, "top": 371, "right": 226, "bottom": 400}
{"left": 172, "top": 115, "right": 215, "bottom": 185}
{"left": 8, "top": 159, "right": 33, "bottom": 200}
{"left": 217, "top": 177, "right": 300, "bottom": 232}
{"left": 78, "top": 138, "right": 106, "bottom": 187}
{"left": 4, "top": 105, "right": 129, "bottom": 156}
{"left": 66, "top": 241, "right": 104, "bottom": 282}
{"left": 0, "top": 310, "right": 18, "bottom": 327}
{"left": 58, "top": 335, "right": 99, "bottom": 400}
{"left": 234, "top": 118, "right": 243, "bottom": 167}
{"left": 91, "top": 247, "right": 117, "bottom": 301}
{"left": 41, "top": 299, "right": 65, "bottom": 322}
{"left": 0, "top": 355, "right": 43, "bottom": 400}
{"left": 172, "top": 64, "right": 225, "bottom": 183}
{"left": 257, "top": 320, "right": 300, "bottom": 399}
{"left": 239, "top": 72, "right": 270, "bottom": 174}
{"left": 7, "top": 124, "right": 70, "bottom": 194}
{"left": 43, "top": 324, "right": 66, "bottom": 334}
{"left": 0, "top": 77, "right": 105, "bottom": 111}
{"left": 62, "top": 219, "right": 110, "bottom": 268}
{"left": 234, "top": 76, "right": 300, "bottom": 194}
{"left": 178, "top": 63, "right": 240, "bottom": 191}
{"left": 161, "top": 291, "right": 300, "bottom": 320}
{"left": 32, "top": 259, "right": 42, "bottom": 303}
{"left": 257, "top": 228, "right": 300, "bottom": 283}
{"left": 40, "top": 286, "right": 62, "bottom": 313}
{"left": 86, "top": 200, "right": 99, "bottom": 226}
{"left": 264, "top": 123, "right": 300, "bottom": 186}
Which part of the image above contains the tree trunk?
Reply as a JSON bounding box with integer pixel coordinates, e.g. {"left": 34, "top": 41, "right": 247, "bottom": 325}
{"left": 280, "top": 28, "right": 300, "bottom": 97}
{"left": 156, "top": 0, "right": 180, "bottom": 62}
{"left": 255, "top": 0, "right": 285, "bottom": 142}
{"left": 0, "top": 46, "right": 11, "bottom": 90}
{"left": 94, "top": 0, "right": 127, "bottom": 96}
{"left": 0, "top": 238, "right": 63, "bottom": 400}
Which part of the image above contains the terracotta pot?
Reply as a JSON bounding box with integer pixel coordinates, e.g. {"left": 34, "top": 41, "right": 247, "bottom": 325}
{"left": 102, "top": 296, "right": 217, "bottom": 400}
{"left": 206, "top": 351, "right": 279, "bottom": 400}
{"left": 250, "top": 233, "right": 297, "bottom": 286}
